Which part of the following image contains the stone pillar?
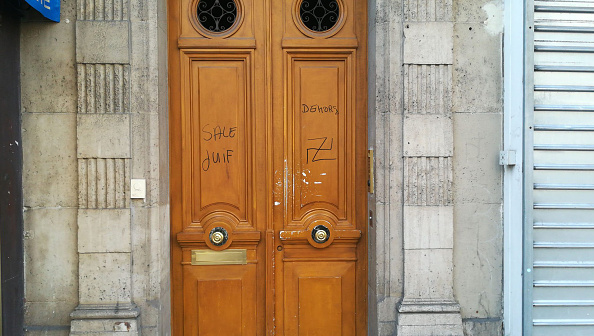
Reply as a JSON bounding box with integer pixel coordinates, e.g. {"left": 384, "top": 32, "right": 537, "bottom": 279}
{"left": 70, "top": 0, "right": 140, "bottom": 333}
{"left": 368, "top": 0, "right": 405, "bottom": 334}
{"left": 397, "top": 0, "right": 463, "bottom": 334}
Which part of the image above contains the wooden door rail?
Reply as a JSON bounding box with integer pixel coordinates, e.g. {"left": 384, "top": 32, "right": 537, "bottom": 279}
{"left": 177, "top": 231, "right": 261, "bottom": 248}
{"left": 279, "top": 229, "right": 360, "bottom": 244}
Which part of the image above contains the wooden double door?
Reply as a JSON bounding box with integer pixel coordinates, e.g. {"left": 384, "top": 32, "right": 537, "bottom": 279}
{"left": 169, "top": 0, "right": 367, "bottom": 334}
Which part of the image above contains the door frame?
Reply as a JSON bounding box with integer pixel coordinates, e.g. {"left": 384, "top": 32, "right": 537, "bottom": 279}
{"left": 502, "top": 0, "right": 527, "bottom": 334}
{"left": 166, "top": 0, "right": 370, "bottom": 333}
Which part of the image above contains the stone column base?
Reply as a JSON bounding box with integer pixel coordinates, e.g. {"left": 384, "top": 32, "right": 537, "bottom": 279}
{"left": 397, "top": 300, "right": 463, "bottom": 336}
{"left": 70, "top": 304, "right": 140, "bottom": 336}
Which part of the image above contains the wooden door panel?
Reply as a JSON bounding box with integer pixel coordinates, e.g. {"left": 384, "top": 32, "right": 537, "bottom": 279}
{"left": 183, "top": 263, "right": 257, "bottom": 335}
{"left": 180, "top": 51, "right": 254, "bottom": 230}
{"left": 170, "top": 0, "right": 366, "bottom": 333}
{"left": 274, "top": 0, "right": 367, "bottom": 328}
{"left": 286, "top": 52, "right": 355, "bottom": 227}
{"left": 283, "top": 260, "right": 356, "bottom": 336}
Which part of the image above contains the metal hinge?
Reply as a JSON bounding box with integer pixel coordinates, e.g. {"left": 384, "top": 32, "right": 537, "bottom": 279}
{"left": 499, "top": 150, "right": 517, "bottom": 166}
{"left": 368, "top": 149, "right": 374, "bottom": 193}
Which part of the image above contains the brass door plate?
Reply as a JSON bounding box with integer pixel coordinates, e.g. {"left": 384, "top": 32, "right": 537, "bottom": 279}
{"left": 368, "top": 149, "right": 374, "bottom": 194}
{"left": 191, "top": 249, "right": 247, "bottom": 265}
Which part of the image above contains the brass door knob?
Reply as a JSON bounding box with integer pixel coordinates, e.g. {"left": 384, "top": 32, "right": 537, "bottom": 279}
{"left": 315, "top": 229, "right": 327, "bottom": 242}
{"left": 209, "top": 227, "right": 228, "bottom": 246}
{"left": 311, "top": 225, "right": 330, "bottom": 244}
{"left": 211, "top": 231, "right": 225, "bottom": 244}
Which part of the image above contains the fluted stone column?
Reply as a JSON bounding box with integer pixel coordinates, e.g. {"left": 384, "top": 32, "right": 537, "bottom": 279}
{"left": 70, "top": 0, "right": 139, "bottom": 333}
{"left": 397, "top": 0, "right": 463, "bottom": 334}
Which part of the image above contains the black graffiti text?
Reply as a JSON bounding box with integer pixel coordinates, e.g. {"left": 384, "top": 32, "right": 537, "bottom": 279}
{"left": 202, "top": 124, "right": 237, "bottom": 141}
{"left": 306, "top": 137, "right": 337, "bottom": 163}
{"left": 202, "top": 149, "right": 234, "bottom": 171}
{"left": 302, "top": 104, "right": 339, "bottom": 115}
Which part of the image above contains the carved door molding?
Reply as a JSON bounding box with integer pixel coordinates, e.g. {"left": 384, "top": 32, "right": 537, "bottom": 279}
{"left": 169, "top": 0, "right": 367, "bottom": 334}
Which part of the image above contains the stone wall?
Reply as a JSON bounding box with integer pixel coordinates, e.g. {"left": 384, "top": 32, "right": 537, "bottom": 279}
{"left": 367, "top": 0, "right": 405, "bottom": 334}
{"left": 21, "top": 0, "right": 169, "bottom": 334}
{"left": 20, "top": 0, "right": 503, "bottom": 334}
{"left": 21, "top": 1, "right": 78, "bottom": 333}
{"left": 453, "top": 0, "right": 504, "bottom": 334}
{"left": 369, "top": 0, "right": 504, "bottom": 334}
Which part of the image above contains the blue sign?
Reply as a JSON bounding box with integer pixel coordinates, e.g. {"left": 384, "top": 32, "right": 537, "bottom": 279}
{"left": 25, "top": 0, "right": 60, "bottom": 22}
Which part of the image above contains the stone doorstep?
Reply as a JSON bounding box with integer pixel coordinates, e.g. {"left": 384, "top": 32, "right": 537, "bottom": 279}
{"left": 397, "top": 301, "right": 463, "bottom": 335}
{"left": 70, "top": 304, "right": 140, "bottom": 319}
{"left": 398, "top": 300, "right": 461, "bottom": 313}
{"left": 397, "top": 324, "right": 464, "bottom": 336}
{"left": 71, "top": 319, "right": 139, "bottom": 334}
{"left": 71, "top": 333, "right": 138, "bottom": 336}
{"left": 70, "top": 304, "right": 140, "bottom": 334}
{"left": 398, "top": 312, "right": 463, "bottom": 326}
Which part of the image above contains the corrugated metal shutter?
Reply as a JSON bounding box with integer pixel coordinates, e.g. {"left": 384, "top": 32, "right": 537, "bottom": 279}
{"left": 529, "top": 1, "right": 594, "bottom": 334}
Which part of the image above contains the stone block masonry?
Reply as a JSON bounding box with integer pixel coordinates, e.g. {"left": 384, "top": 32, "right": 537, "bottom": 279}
{"left": 70, "top": 0, "right": 139, "bottom": 330}
{"left": 397, "top": 0, "right": 463, "bottom": 334}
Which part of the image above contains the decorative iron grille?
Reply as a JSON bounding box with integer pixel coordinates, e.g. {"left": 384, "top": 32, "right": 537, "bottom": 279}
{"left": 299, "top": 0, "right": 339, "bottom": 32}
{"left": 197, "top": 0, "right": 237, "bottom": 33}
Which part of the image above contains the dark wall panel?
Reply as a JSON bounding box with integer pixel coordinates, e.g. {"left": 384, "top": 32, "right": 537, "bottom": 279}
{"left": 0, "top": 4, "right": 24, "bottom": 336}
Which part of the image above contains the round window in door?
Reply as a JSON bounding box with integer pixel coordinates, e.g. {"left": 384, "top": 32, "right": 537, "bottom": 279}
{"left": 295, "top": 0, "right": 345, "bottom": 37}
{"left": 300, "top": 0, "right": 338, "bottom": 32}
{"left": 194, "top": 0, "right": 242, "bottom": 36}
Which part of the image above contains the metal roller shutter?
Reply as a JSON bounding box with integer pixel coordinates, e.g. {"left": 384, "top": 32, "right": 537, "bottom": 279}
{"left": 528, "top": 1, "right": 594, "bottom": 334}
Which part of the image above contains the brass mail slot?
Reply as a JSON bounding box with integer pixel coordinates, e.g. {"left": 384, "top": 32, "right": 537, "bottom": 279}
{"left": 191, "top": 249, "right": 247, "bottom": 266}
